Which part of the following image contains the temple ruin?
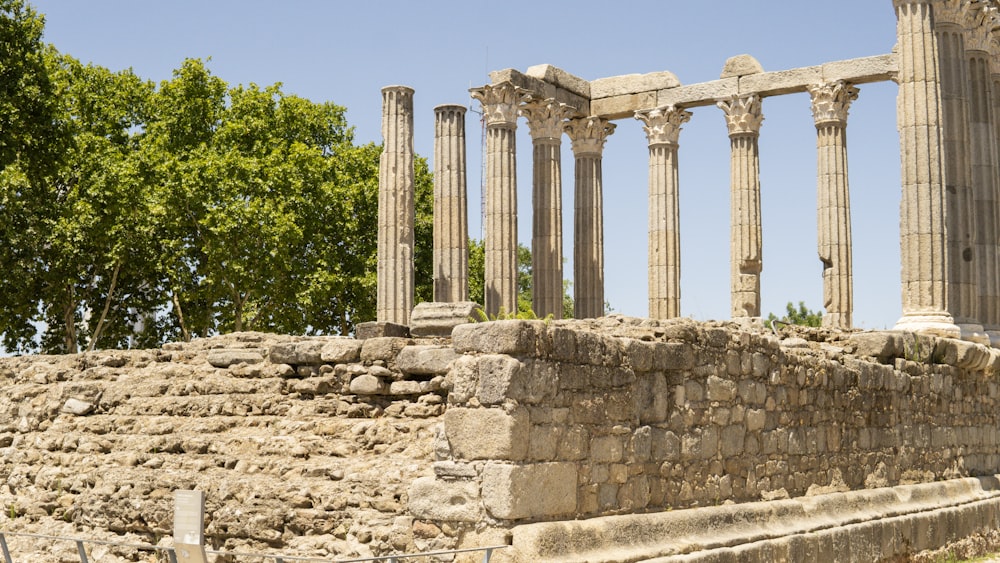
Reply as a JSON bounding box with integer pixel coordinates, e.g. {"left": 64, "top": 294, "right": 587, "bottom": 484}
{"left": 378, "top": 0, "right": 1000, "bottom": 344}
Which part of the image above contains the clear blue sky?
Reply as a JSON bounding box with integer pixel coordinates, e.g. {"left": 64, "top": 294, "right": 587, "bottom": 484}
{"left": 31, "top": 0, "right": 902, "bottom": 329}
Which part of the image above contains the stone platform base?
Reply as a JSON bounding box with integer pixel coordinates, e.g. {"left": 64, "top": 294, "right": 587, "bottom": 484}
{"left": 508, "top": 476, "right": 1000, "bottom": 562}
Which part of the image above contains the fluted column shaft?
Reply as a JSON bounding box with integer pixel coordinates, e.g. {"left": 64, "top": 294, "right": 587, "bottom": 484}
{"left": 969, "top": 53, "right": 999, "bottom": 336}
{"left": 808, "top": 82, "right": 858, "bottom": 329}
{"left": 377, "top": 86, "right": 415, "bottom": 325}
{"left": 718, "top": 95, "right": 764, "bottom": 318}
{"left": 636, "top": 106, "right": 691, "bottom": 319}
{"left": 989, "top": 68, "right": 1000, "bottom": 338}
{"left": 432, "top": 104, "right": 468, "bottom": 303}
{"left": 522, "top": 99, "right": 574, "bottom": 318}
{"left": 937, "top": 24, "right": 983, "bottom": 340}
{"left": 470, "top": 83, "right": 524, "bottom": 316}
{"left": 892, "top": 0, "right": 959, "bottom": 337}
{"left": 566, "top": 117, "right": 616, "bottom": 319}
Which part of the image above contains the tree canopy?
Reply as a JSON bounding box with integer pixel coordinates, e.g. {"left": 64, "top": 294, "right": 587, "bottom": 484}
{"left": 0, "top": 1, "right": 433, "bottom": 353}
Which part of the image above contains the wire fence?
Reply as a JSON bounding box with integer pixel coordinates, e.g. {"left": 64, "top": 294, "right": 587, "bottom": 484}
{"left": 0, "top": 531, "right": 507, "bottom": 563}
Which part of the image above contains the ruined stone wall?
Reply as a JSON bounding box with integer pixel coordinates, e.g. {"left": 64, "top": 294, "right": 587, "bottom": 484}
{"left": 2, "top": 318, "right": 1000, "bottom": 561}
{"left": 412, "top": 317, "right": 1000, "bottom": 553}
{"left": 0, "top": 331, "right": 454, "bottom": 562}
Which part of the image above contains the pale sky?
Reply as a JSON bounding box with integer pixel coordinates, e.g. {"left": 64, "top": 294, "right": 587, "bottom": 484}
{"left": 31, "top": 0, "right": 903, "bottom": 329}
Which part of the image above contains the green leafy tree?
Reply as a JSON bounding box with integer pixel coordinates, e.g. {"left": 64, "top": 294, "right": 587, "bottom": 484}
{"left": 767, "top": 301, "right": 823, "bottom": 328}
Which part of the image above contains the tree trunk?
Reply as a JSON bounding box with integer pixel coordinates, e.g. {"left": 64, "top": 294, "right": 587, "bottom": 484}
{"left": 172, "top": 292, "right": 191, "bottom": 342}
{"left": 63, "top": 284, "right": 77, "bottom": 354}
{"left": 89, "top": 261, "right": 120, "bottom": 352}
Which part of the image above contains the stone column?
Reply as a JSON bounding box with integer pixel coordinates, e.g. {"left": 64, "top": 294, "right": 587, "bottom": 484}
{"left": 892, "top": 0, "right": 960, "bottom": 337}
{"left": 521, "top": 98, "right": 574, "bottom": 318}
{"left": 989, "top": 65, "right": 1000, "bottom": 344}
{"left": 470, "top": 83, "right": 525, "bottom": 316}
{"left": 635, "top": 105, "right": 692, "bottom": 319}
{"left": 377, "top": 85, "right": 415, "bottom": 325}
{"left": 432, "top": 104, "right": 469, "bottom": 303}
{"left": 565, "top": 116, "right": 616, "bottom": 319}
{"left": 937, "top": 22, "right": 985, "bottom": 341}
{"left": 718, "top": 94, "right": 764, "bottom": 319}
{"left": 808, "top": 81, "right": 858, "bottom": 330}
{"left": 969, "top": 49, "right": 1000, "bottom": 342}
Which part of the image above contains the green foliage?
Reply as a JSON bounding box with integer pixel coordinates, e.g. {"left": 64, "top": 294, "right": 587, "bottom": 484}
{"left": 0, "top": 7, "right": 434, "bottom": 352}
{"left": 767, "top": 301, "right": 823, "bottom": 328}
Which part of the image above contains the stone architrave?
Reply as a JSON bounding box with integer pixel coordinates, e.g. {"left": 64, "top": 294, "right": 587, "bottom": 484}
{"left": 718, "top": 94, "right": 764, "bottom": 319}
{"left": 377, "top": 85, "right": 415, "bottom": 326}
{"left": 470, "top": 83, "right": 528, "bottom": 317}
{"left": 936, "top": 20, "right": 985, "bottom": 342}
{"left": 565, "top": 116, "right": 616, "bottom": 319}
{"left": 433, "top": 104, "right": 469, "bottom": 303}
{"left": 808, "top": 81, "right": 858, "bottom": 330}
{"left": 891, "top": 0, "right": 960, "bottom": 337}
{"left": 521, "top": 98, "right": 575, "bottom": 319}
{"left": 635, "top": 105, "right": 692, "bottom": 320}
{"left": 968, "top": 46, "right": 1000, "bottom": 343}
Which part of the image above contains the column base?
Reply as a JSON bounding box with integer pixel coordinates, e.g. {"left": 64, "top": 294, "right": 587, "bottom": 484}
{"left": 985, "top": 329, "right": 1000, "bottom": 348}
{"left": 892, "top": 312, "right": 961, "bottom": 339}
{"left": 956, "top": 322, "right": 991, "bottom": 345}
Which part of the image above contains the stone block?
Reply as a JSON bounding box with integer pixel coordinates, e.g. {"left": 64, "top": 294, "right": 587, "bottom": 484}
{"left": 407, "top": 476, "right": 482, "bottom": 522}
{"left": 389, "top": 380, "right": 422, "bottom": 395}
{"left": 653, "top": 342, "right": 695, "bottom": 370}
{"left": 360, "top": 337, "right": 413, "bottom": 363}
{"left": 396, "top": 345, "right": 459, "bottom": 375}
{"left": 707, "top": 375, "right": 736, "bottom": 402}
{"left": 349, "top": 374, "right": 386, "bottom": 395}
{"left": 409, "top": 302, "right": 483, "bottom": 338}
{"left": 651, "top": 429, "right": 680, "bottom": 462}
{"left": 622, "top": 338, "right": 655, "bottom": 372}
{"left": 590, "top": 70, "right": 681, "bottom": 99}
{"left": 848, "top": 332, "right": 902, "bottom": 361}
{"left": 207, "top": 349, "right": 264, "bottom": 368}
{"left": 320, "top": 339, "right": 362, "bottom": 364}
{"left": 481, "top": 462, "right": 577, "bottom": 520}
{"left": 525, "top": 64, "right": 591, "bottom": 98}
{"left": 590, "top": 435, "right": 624, "bottom": 463}
{"left": 821, "top": 54, "right": 896, "bottom": 83}
{"left": 355, "top": 321, "right": 410, "bottom": 340}
{"left": 589, "top": 92, "right": 657, "bottom": 120}
{"left": 656, "top": 78, "right": 739, "bottom": 108}
{"left": 452, "top": 320, "right": 543, "bottom": 356}
{"left": 721, "top": 54, "right": 764, "bottom": 78}
{"left": 444, "top": 407, "right": 528, "bottom": 460}
{"left": 477, "top": 354, "right": 524, "bottom": 405}
{"left": 738, "top": 66, "right": 822, "bottom": 96}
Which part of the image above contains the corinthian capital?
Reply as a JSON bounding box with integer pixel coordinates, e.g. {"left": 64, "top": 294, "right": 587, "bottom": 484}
{"left": 717, "top": 94, "right": 764, "bottom": 137}
{"left": 807, "top": 81, "right": 859, "bottom": 126}
{"left": 635, "top": 105, "right": 692, "bottom": 147}
{"left": 469, "top": 82, "right": 529, "bottom": 127}
{"left": 520, "top": 97, "right": 576, "bottom": 141}
{"left": 564, "top": 116, "right": 616, "bottom": 155}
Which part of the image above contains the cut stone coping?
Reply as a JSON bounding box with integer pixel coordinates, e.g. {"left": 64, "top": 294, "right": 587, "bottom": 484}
{"left": 509, "top": 476, "right": 1000, "bottom": 562}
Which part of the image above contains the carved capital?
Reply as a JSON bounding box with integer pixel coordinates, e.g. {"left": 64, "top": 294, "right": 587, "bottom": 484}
{"left": 808, "top": 81, "right": 859, "bottom": 126}
{"left": 717, "top": 94, "right": 764, "bottom": 137}
{"left": 520, "top": 98, "right": 576, "bottom": 141}
{"left": 564, "top": 116, "right": 616, "bottom": 156}
{"left": 635, "top": 105, "right": 692, "bottom": 147}
{"left": 469, "top": 82, "right": 528, "bottom": 128}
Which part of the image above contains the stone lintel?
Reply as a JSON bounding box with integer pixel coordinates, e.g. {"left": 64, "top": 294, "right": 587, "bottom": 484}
{"left": 590, "top": 71, "right": 681, "bottom": 99}
{"left": 591, "top": 54, "right": 896, "bottom": 120}
{"left": 525, "top": 64, "right": 591, "bottom": 99}
{"left": 489, "top": 68, "right": 590, "bottom": 116}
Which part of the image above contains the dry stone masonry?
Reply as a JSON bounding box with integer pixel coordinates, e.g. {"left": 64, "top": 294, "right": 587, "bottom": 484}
{"left": 7, "top": 319, "right": 1000, "bottom": 561}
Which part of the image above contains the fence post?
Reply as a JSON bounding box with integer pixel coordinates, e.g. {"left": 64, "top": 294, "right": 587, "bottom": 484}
{"left": 482, "top": 547, "right": 494, "bottom": 562}
{"left": 0, "top": 533, "right": 11, "bottom": 563}
{"left": 75, "top": 539, "right": 89, "bottom": 563}
{"left": 172, "top": 490, "right": 209, "bottom": 563}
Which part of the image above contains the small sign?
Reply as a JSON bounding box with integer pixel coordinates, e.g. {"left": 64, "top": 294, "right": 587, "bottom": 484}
{"left": 173, "top": 490, "right": 206, "bottom": 545}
